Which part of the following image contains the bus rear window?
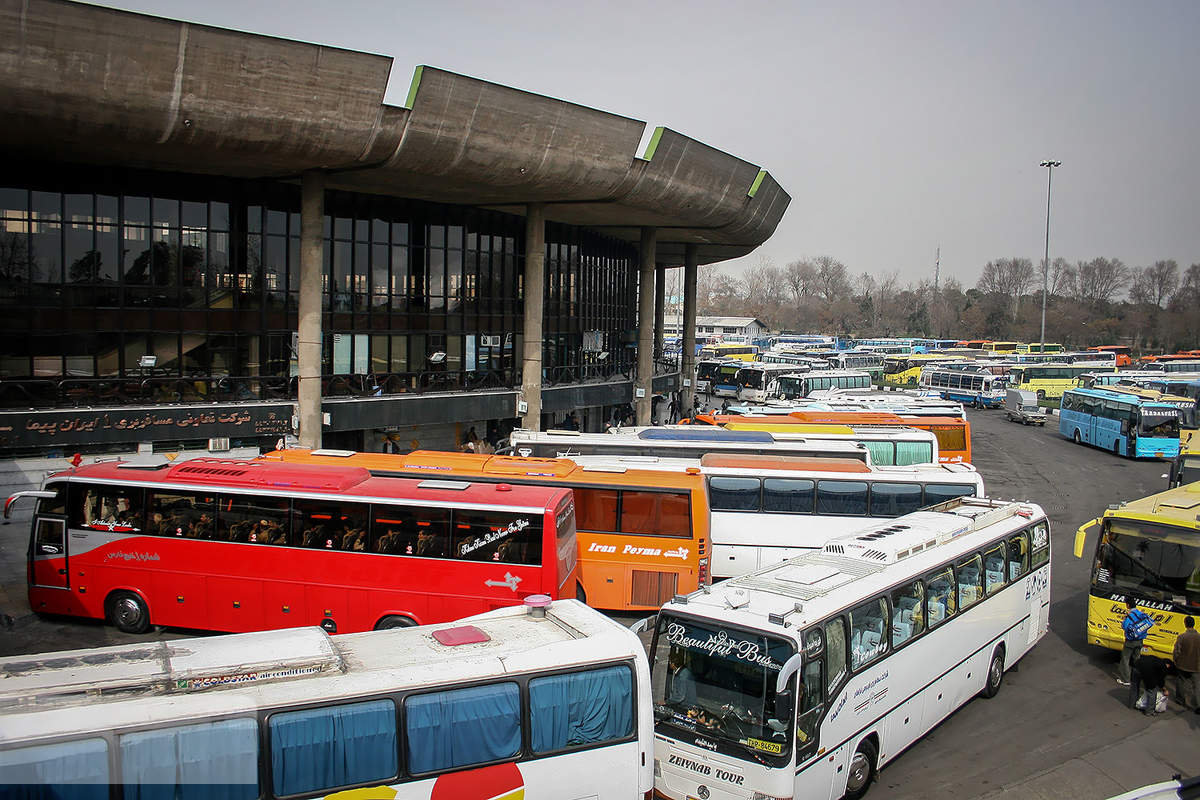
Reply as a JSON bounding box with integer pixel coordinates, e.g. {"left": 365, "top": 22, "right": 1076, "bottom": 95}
{"left": 930, "top": 426, "right": 966, "bottom": 451}
{"left": 620, "top": 491, "right": 690, "bottom": 538}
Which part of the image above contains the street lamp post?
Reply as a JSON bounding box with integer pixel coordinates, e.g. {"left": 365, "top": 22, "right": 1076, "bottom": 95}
{"left": 1039, "top": 159, "right": 1061, "bottom": 351}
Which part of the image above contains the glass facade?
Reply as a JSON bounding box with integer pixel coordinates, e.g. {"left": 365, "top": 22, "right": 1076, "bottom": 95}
{"left": 0, "top": 165, "right": 638, "bottom": 403}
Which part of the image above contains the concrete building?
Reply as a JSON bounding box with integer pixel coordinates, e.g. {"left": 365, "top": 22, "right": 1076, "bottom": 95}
{"left": 663, "top": 316, "right": 770, "bottom": 343}
{"left": 0, "top": 0, "right": 788, "bottom": 460}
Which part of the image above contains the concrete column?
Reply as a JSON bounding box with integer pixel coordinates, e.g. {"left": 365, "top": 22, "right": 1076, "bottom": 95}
{"left": 297, "top": 170, "right": 325, "bottom": 450}
{"left": 635, "top": 227, "right": 656, "bottom": 425}
{"left": 521, "top": 203, "right": 546, "bottom": 430}
{"left": 682, "top": 244, "right": 699, "bottom": 416}
{"left": 654, "top": 263, "right": 666, "bottom": 359}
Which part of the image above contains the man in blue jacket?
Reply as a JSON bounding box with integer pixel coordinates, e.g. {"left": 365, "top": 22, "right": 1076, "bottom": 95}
{"left": 1118, "top": 598, "right": 1154, "bottom": 686}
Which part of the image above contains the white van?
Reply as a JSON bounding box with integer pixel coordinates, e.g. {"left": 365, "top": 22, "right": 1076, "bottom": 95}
{"left": 1006, "top": 388, "right": 1046, "bottom": 425}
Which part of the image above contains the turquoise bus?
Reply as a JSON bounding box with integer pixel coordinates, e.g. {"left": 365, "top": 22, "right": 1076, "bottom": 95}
{"left": 1059, "top": 387, "right": 1181, "bottom": 459}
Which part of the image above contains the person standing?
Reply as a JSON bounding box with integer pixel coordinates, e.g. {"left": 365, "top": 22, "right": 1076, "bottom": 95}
{"left": 1118, "top": 598, "right": 1154, "bottom": 686}
{"left": 1173, "top": 615, "right": 1200, "bottom": 712}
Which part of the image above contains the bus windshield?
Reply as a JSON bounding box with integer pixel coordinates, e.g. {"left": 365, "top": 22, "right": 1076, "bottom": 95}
{"left": 775, "top": 375, "right": 804, "bottom": 398}
{"left": 1096, "top": 519, "right": 1200, "bottom": 609}
{"left": 651, "top": 615, "right": 795, "bottom": 761}
{"left": 1139, "top": 409, "right": 1181, "bottom": 438}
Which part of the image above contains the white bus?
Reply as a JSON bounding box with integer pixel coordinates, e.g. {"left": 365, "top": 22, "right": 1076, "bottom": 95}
{"left": 918, "top": 366, "right": 1008, "bottom": 408}
{"left": 506, "top": 427, "right": 873, "bottom": 464}
{"left": 510, "top": 426, "right": 940, "bottom": 467}
{"left": 567, "top": 453, "right": 984, "bottom": 579}
{"left": 646, "top": 497, "right": 1051, "bottom": 800}
{"left": 759, "top": 351, "right": 820, "bottom": 369}
{"left": 772, "top": 370, "right": 873, "bottom": 400}
{"left": 735, "top": 363, "right": 809, "bottom": 402}
{"left": 727, "top": 394, "right": 966, "bottom": 419}
{"left": 0, "top": 598, "right": 653, "bottom": 800}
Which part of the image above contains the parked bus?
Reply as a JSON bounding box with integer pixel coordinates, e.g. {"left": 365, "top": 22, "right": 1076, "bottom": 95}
{"left": 570, "top": 453, "right": 983, "bottom": 578}
{"left": 759, "top": 350, "right": 819, "bottom": 369}
{"left": 710, "top": 361, "right": 746, "bottom": 398}
{"left": 693, "top": 411, "right": 972, "bottom": 464}
{"left": 1077, "top": 370, "right": 1160, "bottom": 389}
{"left": 3, "top": 458, "right": 579, "bottom": 635}
{"left": 1009, "top": 363, "right": 1116, "bottom": 401}
{"left": 647, "top": 497, "right": 1051, "bottom": 800}
{"left": 0, "top": 599, "right": 653, "bottom": 799}
{"left": 1142, "top": 359, "right": 1200, "bottom": 374}
{"left": 981, "top": 341, "right": 1020, "bottom": 353}
{"left": 1026, "top": 342, "right": 1064, "bottom": 354}
{"left": 509, "top": 427, "right": 874, "bottom": 466}
{"left": 258, "top": 448, "right": 709, "bottom": 611}
{"left": 772, "top": 369, "right": 873, "bottom": 399}
{"left": 1089, "top": 344, "right": 1133, "bottom": 367}
{"left": 698, "top": 342, "right": 759, "bottom": 362}
{"left": 1059, "top": 387, "right": 1181, "bottom": 459}
{"left": 694, "top": 359, "right": 722, "bottom": 394}
{"left": 882, "top": 354, "right": 959, "bottom": 387}
{"left": 735, "top": 363, "right": 808, "bottom": 402}
{"left": 918, "top": 366, "right": 1007, "bottom": 408}
{"left": 716, "top": 423, "right": 940, "bottom": 466}
{"left": 827, "top": 351, "right": 886, "bottom": 380}
{"left": 1073, "top": 482, "right": 1200, "bottom": 661}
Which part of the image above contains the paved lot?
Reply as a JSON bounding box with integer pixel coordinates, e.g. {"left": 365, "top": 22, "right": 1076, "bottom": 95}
{"left": 1, "top": 407, "right": 1197, "bottom": 797}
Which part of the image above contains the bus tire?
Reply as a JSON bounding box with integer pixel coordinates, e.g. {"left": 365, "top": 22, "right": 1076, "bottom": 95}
{"left": 576, "top": 581, "right": 588, "bottom": 604}
{"left": 981, "top": 647, "right": 1005, "bottom": 699}
{"left": 1113, "top": 440, "right": 1121, "bottom": 456}
{"left": 843, "top": 737, "right": 877, "bottom": 800}
{"left": 374, "top": 615, "right": 417, "bottom": 630}
{"left": 1073, "top": 430, "right": 1081, "bottom": 445}
{"left": 106, "top": 591, "right": 151, "bottom": 634}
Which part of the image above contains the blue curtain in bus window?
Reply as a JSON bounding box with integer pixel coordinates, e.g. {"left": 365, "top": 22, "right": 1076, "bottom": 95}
{"left": 862, "top": 441, "right": 894, "bottom": 466}
{"left": 270, "top": 700, "right": 396, "bottom": 796}
{"left": 121, "top": 719, "right": 258, "bottom": 800}
{"left": 0, "top": 738, "right": 108, "bottom": 800}
{"left": 406, "top": 683, "right": 520, "bottom": 774}
{"left": 895, "top": 441, "right": 932, "bottom": 466}
{"left": 529, "top": 666, "right": 633, "bottom": 752}
{"left": 816, "top": 481, "right": 868, "bottom": 515}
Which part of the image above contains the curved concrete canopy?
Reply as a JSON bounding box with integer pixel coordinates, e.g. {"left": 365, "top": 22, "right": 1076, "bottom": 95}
{"left": 0, "top": 0, "right": 789, "bottom": 264}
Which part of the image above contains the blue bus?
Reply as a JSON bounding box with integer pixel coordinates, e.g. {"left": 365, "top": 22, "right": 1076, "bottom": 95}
{"left": 1059, "top": 387, "right": 1181, "bottom": 458}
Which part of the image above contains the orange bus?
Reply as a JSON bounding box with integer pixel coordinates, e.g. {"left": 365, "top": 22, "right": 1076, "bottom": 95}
{"left": 691, "top": 411, "right": 973, "bottom": 464}
{"left": 259, "top": 448, "right": 709, "bottom": 611}
{"left": 1088, "top": 345, "right": 1132, "bottom": 367}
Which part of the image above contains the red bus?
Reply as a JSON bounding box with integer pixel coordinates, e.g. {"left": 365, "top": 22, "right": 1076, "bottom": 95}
{"left": 5, "top": 458, "right": 579, "bottom": 635}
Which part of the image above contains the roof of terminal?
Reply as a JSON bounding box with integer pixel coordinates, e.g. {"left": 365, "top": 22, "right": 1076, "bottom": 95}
{"left": 0, "top": 0, "right": 789, "bottom": 265}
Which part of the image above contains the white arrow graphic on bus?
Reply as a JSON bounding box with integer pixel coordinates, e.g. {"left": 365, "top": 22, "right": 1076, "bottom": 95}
{"left": 485, "top": 573, "right": 523, "bottom": 592}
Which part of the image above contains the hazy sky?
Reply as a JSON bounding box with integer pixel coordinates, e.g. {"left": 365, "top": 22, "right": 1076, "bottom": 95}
{"left": 98, "top": 0, "right": 1200, "bottom": 288}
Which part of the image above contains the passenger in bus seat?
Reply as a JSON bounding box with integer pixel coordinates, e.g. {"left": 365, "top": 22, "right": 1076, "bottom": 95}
{"left": 301, "top": 524, "right": 327, "bottom": 548}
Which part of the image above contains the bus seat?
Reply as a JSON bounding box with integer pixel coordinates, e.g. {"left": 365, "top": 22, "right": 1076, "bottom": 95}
{"left": 986, "top": 569, "right": 1004, "bottom": 592}
{"left": 892, "top": 620, "right": 911, "bottom": 642}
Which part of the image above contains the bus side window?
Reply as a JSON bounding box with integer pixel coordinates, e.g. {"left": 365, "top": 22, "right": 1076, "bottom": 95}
{"left": 123, "top": 718, "right": 259, "bottom": 797}
{"left": 69, "top": 484, "right": 145, "bottom": 532}
{"left": 955, "top": 553, "right": 983, "bottom": 609}
{"left": 816, "top": 481, "right": 868, "bottom": 516}
{"left": 218, "top": 495, "right": 289, "bottom": 545}
{"left": 1030, "top": 522, "right": 1050, "bottom": 568}
{"left": 925, "top": 567, "right": 956, "bottom": 626}
{"left": 869, "top": 482, "right": 923, "bottom": 517}
{"left": 1008, "top": 532, "right": 1030, "bottom": 580}
{"left": 411, "top": 508, "right": 451, "bottom": 558}
{"left": 36, "top": 483, "right": 67, "bottom": 516}
{"left": 0, "top": 737, "right": 110, "bottom": 789}
{"left": 293, "top": 499, "right": 367, "bottom": 550}
{"left": 270, "top": 700, "right": 397, "bottom": 795}
{"left": 797, "top": 628, "right": 825, "bottom": 749}
{"left": 405, "top": 683, "right": 521, "bottom": 775}
{"left": 848, "top": 597, "right": 889, "bottom": 669}
{"left": 923, "top": 483, "right": 976, "bottom": 505}
{"left": 983, "top": 543, "right": 1007, "bottom": 594}
{"left": 454, "top": 510, "right": 541, "bottom": 565}
{"left": 708, "top": 477, "right": 762, "bottom": 512}
{"left": 891, "top": 580, "right": 925, "bottom": 646}
{"left": 147, "top": 491, "right": 216, "bottom": 539}
{"left": 763, "top": 478, "right": 814, "bottom": 514}
{"left": 621, "top": 491, "right": 690, "bottom": 538}
{"left": 823, "top": 617, "right": 848, "bottom": 694}
{"left": 529, "top": 665, "right": 633, "bottom": 752}
{"left": 574, "top": 488, "right": 618, "bottom": 534}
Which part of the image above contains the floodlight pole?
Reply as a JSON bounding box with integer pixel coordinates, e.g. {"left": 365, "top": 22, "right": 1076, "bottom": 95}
{"left": 1039, "top": 160, "right": 1061, "bottom": 350}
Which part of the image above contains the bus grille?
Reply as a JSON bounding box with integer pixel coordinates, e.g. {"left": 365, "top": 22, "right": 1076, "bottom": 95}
{"left": 631, "top": 570, "right": 679, "bottom": 607}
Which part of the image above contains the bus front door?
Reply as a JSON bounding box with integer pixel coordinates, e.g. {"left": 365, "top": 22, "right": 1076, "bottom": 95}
{"left": 30, "top": 517, "right": 69, "bottom": 590}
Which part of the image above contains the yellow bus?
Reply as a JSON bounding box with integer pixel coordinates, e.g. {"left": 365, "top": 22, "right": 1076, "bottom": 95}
{"left": 1073, "top": 482, "right": 1200, "bottom": 660}
{"left": 881, "top": 354, "right": 959, "bottom": 387}
{"left": 1009, "top": 363, "right": 1116, "bottom": 401}
{"left": 697, "top": 342, "right": 759, "bottom": 362}
{"left": 982, "top": 341, "right": 1020, "bottom": 353}
{"left": 1025, "top": 342, "right": 1063, "bottom": 354}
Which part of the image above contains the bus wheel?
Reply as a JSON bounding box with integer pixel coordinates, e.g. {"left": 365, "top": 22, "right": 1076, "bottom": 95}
{"left": 576, "top": 581, "right": 588, "bottom": 604}
{"left": 1073, "top": 430, "right": 1081, "bottom": 445}
{"left": 106, "top": 591, "right": 150, "bottom": 634}
{"left": 374, "top": 615, "right": 417, "bottom": 630}
{"left": 981, "top": 647, "right": 1005, "bottom": 699}
{"left": 1113, "top": 440, "right": 1121, "bottom": 456}
{"left": 844, "top": 738, "right": 877, "bottom": 800}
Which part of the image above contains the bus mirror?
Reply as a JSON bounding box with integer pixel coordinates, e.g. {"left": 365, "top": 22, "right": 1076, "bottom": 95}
{"left": 629, "top": 615, "right": 656, "bottom": 636}
{"left": 3, "top": 490, "right": 57, "bottom": 520}
{"left": 1073, "top": 518, "right": 1099, "bottom": 559}
{"left": 775, "top": 652, "right": 803, "bottom": 694}
{"left": 772, "top": 689, "right": 793, "bottom": 725}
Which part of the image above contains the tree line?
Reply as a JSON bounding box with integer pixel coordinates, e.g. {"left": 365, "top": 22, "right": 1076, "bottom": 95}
{"left": 696, "top": 256, "right": 1200, "bottom": 351}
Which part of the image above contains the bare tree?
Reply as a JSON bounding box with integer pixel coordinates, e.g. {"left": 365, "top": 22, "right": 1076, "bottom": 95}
{"left": 1129, "top": 260, "right": 1179, "bottom": 308}
{"left": 976, "top": 257, "right": 1035, "bottom": 321}
{"left": 1075, "top": 257, "right": 1129, "bottom": 308}
{"left": 811, "top": 256, "right": 851, "bottom": 304}
{"left": 1048, "top": 257, "right": 1075, "bottom": 298}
